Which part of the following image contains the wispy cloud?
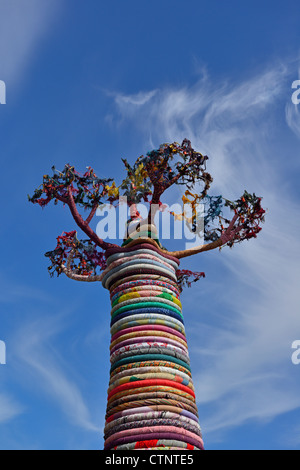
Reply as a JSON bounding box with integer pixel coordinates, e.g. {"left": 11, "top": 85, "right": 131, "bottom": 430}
{"left": 107, "top": 61, "right": 300, "bottom": 441}
{"left": 193, "top": 191, "right": 300, "bottom": 435}
{"left": 0, "top": 0, "right": 61, "bottom": 85}
{"left": 0, "top": 393, "right": 22, "bottom": 424}
{"left": 285, "top": 69, "right": 300, "bottom": 139}
{"left": 0, "top": 273, "right": 53, "bottom": 304}
{"left": 109, "top": 64, "right": 288, "bottom": 155}
{"left": 286, "top": 101, "right": 300, "bottom": 139}
{"left": 281, "top": 424, "right": 300, "bottom": 449}
{"left": 13, "top": 316, "right": 99, "bottom": 432}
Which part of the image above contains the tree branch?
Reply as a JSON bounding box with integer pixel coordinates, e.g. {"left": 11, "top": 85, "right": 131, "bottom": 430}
{"left": 66, "top": 186, "right": 117, "bottom": 250}
{"left": 163, "top": 238, "right": 223, "bottom": 259}
{"left": 61, "top": 249, "right": 103, "bottom": 282}
{"left": 161, "top": 213, "right": 241, "bottom": 259}
{"left": 53, "top": 193, "right": 69, "bottom": 205}
{"left": 85, "top": 200, "right": 99, "bottom": 225}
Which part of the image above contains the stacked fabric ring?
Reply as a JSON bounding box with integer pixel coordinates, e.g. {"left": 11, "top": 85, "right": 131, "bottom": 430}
{"left": 102, "top": 240, "right": 203, "bottom": 451}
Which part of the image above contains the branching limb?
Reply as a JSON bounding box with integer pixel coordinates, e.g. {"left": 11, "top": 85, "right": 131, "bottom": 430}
{"left": 61, "top": 265, "right": 102, "bottom": 282}
{"left": 66, "top": 186, "right": 114, "bottom": 250}
{"left": 45, "top": 231, "right": 107, "bottom": 279}
{"left": 85, "top": 200, "right": 99, "bottom": 225}
{"left": 163, "top": 238, "right": 222, "bottom": 259}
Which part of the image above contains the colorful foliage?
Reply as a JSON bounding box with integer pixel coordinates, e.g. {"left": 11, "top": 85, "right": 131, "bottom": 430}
{"left": 29, "top": 140, "right": 265, "bottom": 284}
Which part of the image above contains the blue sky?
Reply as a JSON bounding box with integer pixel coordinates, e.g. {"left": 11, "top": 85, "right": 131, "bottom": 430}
{"left": 0, "top": 0, "right": 300, "bottom": 450}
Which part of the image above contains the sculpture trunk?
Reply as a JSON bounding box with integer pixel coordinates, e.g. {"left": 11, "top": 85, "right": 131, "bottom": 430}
{"left": 102, "top": 241, "right": 204, "bottom": 450}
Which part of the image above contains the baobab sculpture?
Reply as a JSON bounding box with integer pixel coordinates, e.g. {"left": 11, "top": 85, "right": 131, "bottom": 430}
{"left": 29, "top": 139, "right": 265, "bottom": 450}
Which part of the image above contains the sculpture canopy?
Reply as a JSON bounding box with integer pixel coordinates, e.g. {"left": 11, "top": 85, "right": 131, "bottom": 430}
{"left": 28, "top": 139, "right": 265, "bottom": 288}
